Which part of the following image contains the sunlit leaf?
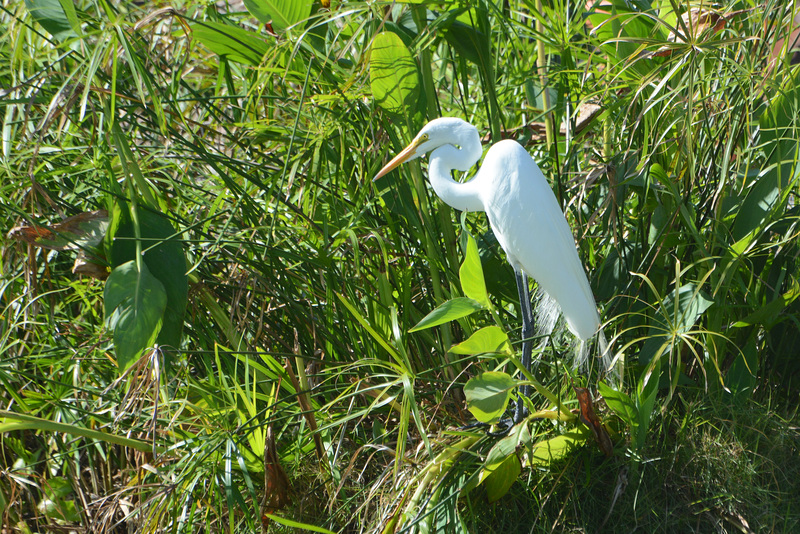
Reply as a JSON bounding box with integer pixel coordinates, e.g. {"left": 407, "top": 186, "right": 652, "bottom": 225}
{"left": 409, "top": 297, "right": 483, "bottom": 332}
{"left": 463, "top": 371, "right": 515, "bottom": 423}
{"left": 733, "top": 277, "right": 800, "bottom": 328}
{"left": 732, "top": 67, "right": 800, "bottom": 241}
{"left": 528, "top": 432, "right": 585, "bottom": 467}
{"left": 441, "top": 10, "right": 491, "bottom": 67}
{"left": 484, "top": 454, "right": 521, "bottom": 503}
{"left": 243, "top": 0, "right": 313, "bottom": 32}
{"left": 449, "top": 326, "right": 512, "bottom": 355}
{"left": 24, "top": 0, "right": 78, "bottom": 41}
{"left": 640, "top": 283, "right": 713, "bottom": 364}
{"left": 369, "top": 32, "right": 420, "bottom": 115}
{"left": 191, "top": 20, "right": 269, "bottom": 66}
{"left": 597, "top": 381, "right": 637, "bottom": 428}
{"left": 459, "top": 229, "right": 489, "bottom": 307}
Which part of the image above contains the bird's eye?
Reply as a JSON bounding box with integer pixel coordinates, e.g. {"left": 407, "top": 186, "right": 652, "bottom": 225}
{"left": 420, "top": 134, "right": 429, "bottom": 141}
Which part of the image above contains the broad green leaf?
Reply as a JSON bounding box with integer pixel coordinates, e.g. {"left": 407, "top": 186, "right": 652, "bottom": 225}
{"left": 635, "top": 383, "right": 658, "bottom": 451}
{"left": 661, "top": 283, "right": 713, "bottom": 333}
{"left": 242, "top": 0, "right": 313, "bottom": 32}
{"left": 441, "top": 10, "right": 491, "bottom": 67}
{"left": 597, "top": 381, "right": 637, "bottom": 428}
{"left": 733, "top": 277, "right": 800, "bottom": 327}
{"left": 459, "top": 229, "right": 489, "bottom": 306}
{"left": 449, "top": 326, "right": 512, "bottom": 356}
{"left": 463, "top": 423, "right": 529, "bottom": 496}
{"left": 370, "top": 32, "right": 420, "bottom": 115}
{"left": 586, "top": 0, "right": 659, "bottom": 78}
{"left": 43, "top": 477, "right": 73, "bottom": 500}
{"left": 633, "top": 356, "right": 661, "bottom": 451}
{"left": 190, "top": 21, "right": 269, "bottom": 66}
{"left": 109, "top": 207, "right": 188, "bottom": 353}
{"left": 528, "top": 432, "right": 584, "bottom": 467}
{"left": 463, "top": 371, "right": 515, "bottom": 423}
{"left": 104, "top": 260, "right": 167, "bottom": 371}
{"left": 483, "top": 454, "right": 521, "bottom": 503}
{"left": 38, "top": 497, "right": 80, "bottom": 523}
{"left": 409, "top": 297, "right": 483, "bottom": 332}
{"left": 725, "top": 339, "right": 757, "bottom": 400}
{"left": 732, "top": 67, "right": 800, "bottom": 241}
{"left": 24, "top": 0, "right": 78, "bottom": 41}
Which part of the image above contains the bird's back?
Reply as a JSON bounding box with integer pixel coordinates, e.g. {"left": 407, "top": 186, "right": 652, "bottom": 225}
{"left": 478, "top": 140, "right": 600, "bottom": 341}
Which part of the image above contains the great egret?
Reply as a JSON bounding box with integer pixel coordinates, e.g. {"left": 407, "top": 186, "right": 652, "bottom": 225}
{"left": 374, "top": 117, "right": 605, "bottom": 424}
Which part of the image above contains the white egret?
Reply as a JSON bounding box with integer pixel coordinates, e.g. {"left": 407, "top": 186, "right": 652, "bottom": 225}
{"left": 374, "top": 117, "right": 607, "bottom": 424}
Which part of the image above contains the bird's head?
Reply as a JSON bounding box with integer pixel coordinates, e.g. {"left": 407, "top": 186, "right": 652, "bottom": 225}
{"left": 373, "top": 118, "right": 479, "bottom": 181}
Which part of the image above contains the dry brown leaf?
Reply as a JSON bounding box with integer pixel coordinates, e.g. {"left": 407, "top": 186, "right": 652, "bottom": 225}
{"left": 573, "top": 385, "right": 614, "bottom": 457}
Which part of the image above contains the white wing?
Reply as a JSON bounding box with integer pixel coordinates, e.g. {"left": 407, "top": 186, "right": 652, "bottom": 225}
{"left": 478, "top": 140, "right": 600, "bottom": 341}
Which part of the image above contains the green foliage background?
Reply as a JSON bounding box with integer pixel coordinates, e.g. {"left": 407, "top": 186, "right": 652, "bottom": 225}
{"left": 1, "top": 0, "right": 799, "bottom": 531}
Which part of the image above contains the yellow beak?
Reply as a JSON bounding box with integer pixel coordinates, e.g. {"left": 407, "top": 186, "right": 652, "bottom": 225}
{"left": 373, "top": 137, "right": 423, "bottom": 181}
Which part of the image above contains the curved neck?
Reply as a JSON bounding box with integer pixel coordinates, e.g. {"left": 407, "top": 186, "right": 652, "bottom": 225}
{"left": 428, "top": 145, "right": 485, "bottom": 213}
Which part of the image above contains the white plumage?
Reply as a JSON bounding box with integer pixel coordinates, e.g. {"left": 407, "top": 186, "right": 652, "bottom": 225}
{"left": 375, "top": 117, "right": 601, "bottom": 350}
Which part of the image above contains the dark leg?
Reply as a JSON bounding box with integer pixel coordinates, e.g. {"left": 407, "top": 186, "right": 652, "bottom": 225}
{"left": 514, "top": 270, "right": 534, "bottom": 424}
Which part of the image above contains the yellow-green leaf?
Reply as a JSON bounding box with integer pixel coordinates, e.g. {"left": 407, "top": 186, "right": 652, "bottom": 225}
{"left": 370, "top": 32, "right": 420, "bottom": 115}
{"left": 449, "top": 326, "right": 512, "bottom": 355}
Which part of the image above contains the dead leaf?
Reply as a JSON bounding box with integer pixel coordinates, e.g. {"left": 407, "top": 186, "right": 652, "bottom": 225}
{"left": 260, "top": 424, "right": 291, "bottom": 531}
{"left": 8, "top": 210, "right": 108, "bottom": 251}
{"left": 573, "top": 384, "right": 614, "bottom": 456}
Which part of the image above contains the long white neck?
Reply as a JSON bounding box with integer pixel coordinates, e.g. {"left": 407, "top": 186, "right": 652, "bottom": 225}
{"left": 427, "top": 144, "right": 485, "bottom": 213}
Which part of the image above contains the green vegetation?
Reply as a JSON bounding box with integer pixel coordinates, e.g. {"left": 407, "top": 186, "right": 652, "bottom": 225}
{"left": 1, "top": 0, "right": 799, "bottom": 531}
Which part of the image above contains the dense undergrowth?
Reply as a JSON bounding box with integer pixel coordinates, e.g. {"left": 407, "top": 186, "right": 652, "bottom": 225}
{"left": 1, "top": 0, "right": 799, "bottom": 532}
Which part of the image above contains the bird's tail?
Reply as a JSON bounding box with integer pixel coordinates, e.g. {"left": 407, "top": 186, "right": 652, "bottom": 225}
{"left": 595, "top": 328, "right": 620, "bottom": 386}
{"left": 534, "top": 287, "right": 617, "bottom": 381}
{"left": 533, "top": 287, "right": 560, "bottom": 342}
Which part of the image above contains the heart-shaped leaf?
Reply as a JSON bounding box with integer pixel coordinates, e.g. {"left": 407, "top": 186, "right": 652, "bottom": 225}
{"left": 370, "top": 32, "right": 420, "bottom": 115}
{"left": 104, "top": 260, "right": 167, "bottom": 371}
{"left": 449, "top": 326, "right": 512, "bottom": 356}
{"left": 463, "top": 371, "right": 515, "bottom": 423}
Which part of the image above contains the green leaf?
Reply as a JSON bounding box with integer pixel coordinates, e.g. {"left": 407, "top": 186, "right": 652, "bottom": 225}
{"left": 725, "top": 339, "right": 757, "bottom": 400}
{"left": 409, "top": 297, "right": 483, "bottom": 332}
{"left": 528, "top": 431, "right": 585, "bottom": 467}
{"left": 24, "top": 0, "right": 78, "bottom": 41}
{"left": 733, "top": 277, "right": 800, "bottom": 328}
{"left": 0, "top": 410, "right": 162, "bottom": 453}
{"left": 597, "top": 381, "right": 637, "bottom": 428}
{"left": 640, "top": 283, "right": 713, "bottom": 364}
{"left": 109, "top": 207, "right": 188, "bottom": 353}
{"left": 242, "top": 0, "right": 313, "bottom": 32}
{"left": 463, "top": 371, "right": 515, "bottom": 423}
{"left": 43, "top": 477, "right": 73, "bottom": 500}
{"left": 586, "top": 0, "right": 659, "bottom": 79}
{"left": 459, "top": 229, "right": 489, "bottom": 307}
{"left": 264, "top": 514, "right": 336, "bottom": 534}
{"left": 104, "top": 260, "right": 167, "bottom": 371}
{"left": 663, "top": 283, "right": 713, "bottom": 332}
{"left": 441, "top": 10, "right": 491, "bottom": 67}
{"left": 484, "top": 454, "right": 521, "bottom": 503}
{"left": 190, "top": 21, "right": 269, "bottom": 66}
{"left": 335, "top": 293, "right": 405, "bottom": 366}
{"left": 449, "top": 326, "right": 512, "bottom": 356}
{"left": 369, "top": 32, "right": 420, "bottom": 115}
{"left": 732, "top": 67, "right": 800, "bottom": 241}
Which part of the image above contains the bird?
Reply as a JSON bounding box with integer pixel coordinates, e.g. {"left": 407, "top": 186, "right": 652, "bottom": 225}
{"left": 374, "top": 117, "right": 607, "bottom": 425}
